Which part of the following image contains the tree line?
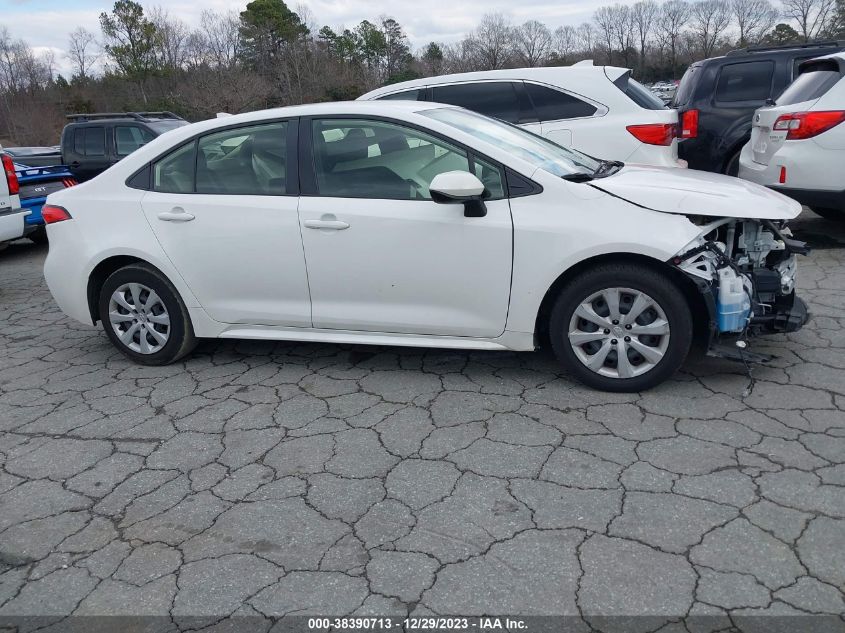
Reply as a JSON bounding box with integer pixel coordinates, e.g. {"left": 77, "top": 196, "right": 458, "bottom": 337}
{"left": 1, "top": 0, "right": 844, "bottom": 145}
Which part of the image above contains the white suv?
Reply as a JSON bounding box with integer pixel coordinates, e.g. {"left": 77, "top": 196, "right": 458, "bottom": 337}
{"left": 0, "top": 149, "right": 27, "bottom": 248}
{"left": 358, "top": 63, "right": 685, "bottom": 168}
{"left": 739, "top": 52, "right": 845, "bottom": 220}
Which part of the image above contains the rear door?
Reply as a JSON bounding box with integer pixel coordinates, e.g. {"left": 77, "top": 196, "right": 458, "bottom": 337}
{"left": 140, "top": 120, "right": 312, "bottom": 327}
{"left": 68, "top": 126, "right": 111, "bottom": 181}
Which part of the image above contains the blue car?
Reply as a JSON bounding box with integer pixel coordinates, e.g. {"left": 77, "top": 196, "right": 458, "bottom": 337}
{"left": 14, "top": 163, "right": 77, "bottom": 243}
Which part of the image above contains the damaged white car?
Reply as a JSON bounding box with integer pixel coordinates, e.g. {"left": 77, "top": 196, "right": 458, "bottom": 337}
{"left": 41, "top": 102, "right": 808, "bottom": 392}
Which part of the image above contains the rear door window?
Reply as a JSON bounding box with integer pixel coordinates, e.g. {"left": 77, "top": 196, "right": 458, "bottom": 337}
{"left": 778, "top": 61, "right": 843, "bottom": 106}
{"left": 115, "top": 126, "right": 156, "bottom": 156}
{"left": 73, "top": 127, "right": 106, "bottom": 156}
{"left": 715, "top": 61, "right": 775, "bottom": 103}
{"left": 431, "top": 82, "right": 528, "bottom": 124}
{"left": 524, "top": 83, "right": 597, "bottom": 121}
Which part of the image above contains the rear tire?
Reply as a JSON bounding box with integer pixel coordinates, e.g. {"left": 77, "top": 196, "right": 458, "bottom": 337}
{"left": 811, "top": 207, "right": 845, "bottom": 222}
{"left": 548, "top": 263, "right": 693, "bottom": 392}
{"left": 98, "top": 264, "right": 196, "bottom": 365}
{"left": 724, "top": 151, "right": 740, "bottom": 177}
{"left": 29, "top": 227, "right": 48, "bottom": 245}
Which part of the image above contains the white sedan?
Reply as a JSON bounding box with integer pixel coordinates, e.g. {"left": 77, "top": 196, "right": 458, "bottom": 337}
{"left": 42, "top": 101, "right": 808, "bottom": 391}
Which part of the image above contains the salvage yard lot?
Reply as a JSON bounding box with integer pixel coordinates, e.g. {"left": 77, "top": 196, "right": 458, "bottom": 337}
{"left": 0, "top": 211, "right": 844, "bottom": 625}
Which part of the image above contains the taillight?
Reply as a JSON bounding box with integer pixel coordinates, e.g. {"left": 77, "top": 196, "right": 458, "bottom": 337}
{"left": 42, "top": 204, "right": 72, "bottom": 224}
{"left": 680, "top": 109, "right": 699, "bottom": 139}
{"left": 626, "top": 123, "right": 677, "bottom": 146}
{"left": 1, "top": 153, "right": 19, "bottom": 196}
{"left": 773, "top": 111, "right": 845, "bottom": 140}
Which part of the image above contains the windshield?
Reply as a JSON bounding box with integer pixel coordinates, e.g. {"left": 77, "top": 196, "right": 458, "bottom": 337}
{"left": 422, "top": 107, "right": 602, "bottom": 177}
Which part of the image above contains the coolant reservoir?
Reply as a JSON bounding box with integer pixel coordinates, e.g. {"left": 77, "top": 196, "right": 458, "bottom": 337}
{"left": 717, "top": 267, "right": 751, "bottom": 333}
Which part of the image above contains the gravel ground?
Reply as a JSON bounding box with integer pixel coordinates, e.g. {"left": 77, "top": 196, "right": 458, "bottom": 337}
{"left": 0, "top": 211, "right": 843, "bottom": 631}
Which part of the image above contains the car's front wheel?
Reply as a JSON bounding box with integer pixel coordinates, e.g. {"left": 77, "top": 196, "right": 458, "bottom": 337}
{"left": 549, "top": 263, "right": 693, "bottom": 392}
{"left": 98, "top": 263, "right": 197, "bottom": 365}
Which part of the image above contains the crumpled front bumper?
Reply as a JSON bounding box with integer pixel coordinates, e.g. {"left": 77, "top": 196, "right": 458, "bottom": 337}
{"left": 750, "top": 293, "right": 810, "bottom": 335}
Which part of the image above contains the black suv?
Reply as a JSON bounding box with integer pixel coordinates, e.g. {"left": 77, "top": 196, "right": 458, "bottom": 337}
{"left": 674, "top": 41, "right": 845, "bottom": 175}
{"left": 60, "top": 112, "right": 188, "bottom": 182}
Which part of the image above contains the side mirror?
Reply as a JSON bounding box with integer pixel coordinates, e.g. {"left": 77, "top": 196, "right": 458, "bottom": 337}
{"left": 429, "top": 171, "right": 488, "bottom": 217}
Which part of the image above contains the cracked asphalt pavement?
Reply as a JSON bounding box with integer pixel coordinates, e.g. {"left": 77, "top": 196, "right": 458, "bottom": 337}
{"left": 0, "top": 210, "right": 843, "bottom": 631}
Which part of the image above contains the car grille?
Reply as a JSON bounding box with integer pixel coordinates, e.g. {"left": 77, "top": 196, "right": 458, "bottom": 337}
{"left": 18, "top": 178, "right": 76, "bottom": 200}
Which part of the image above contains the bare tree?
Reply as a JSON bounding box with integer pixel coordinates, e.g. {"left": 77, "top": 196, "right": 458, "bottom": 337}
{"left": 471, "top": 13, "right": 513, "bottom": 70}
{"left": 609, "top": 4, "right": 635, "bottom": 67}
{"left": 631, "top": 1, "right": 659, "bottom": 72}
{"left": 658, "top": 0, "right": 692, "bottom": 76}
{"left": 66, "top": 27, "right": 100, "bottom": 80}
{"left": 576, "top": 22, "right": 597, "bottom": 56}
{"left": 553, "top": 25, "right": 578, "bottom": 64}
{"left": 593, "top": 5, "right": 617, "bottom": 63}
{"left": 691, "top": 0, "right": 733, "bottom": 57}
{"left": 514, "top": 20, "right": 552, "bottom": 67}
{"left": 781, "top": 0, "right": 837, "bottom": 41}
{"left": 149, "top": 7, "right": 190, "bottom": 71}
{"left": 730, "top": 0, "right": 780, "bottom": 45}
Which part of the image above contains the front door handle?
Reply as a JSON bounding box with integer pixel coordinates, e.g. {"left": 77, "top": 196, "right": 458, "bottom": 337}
{"left": 157, "top": 207, "right": 195, "bottom": 222}
{"left": 304, "top": 219, "right": 349, "bottom": 230}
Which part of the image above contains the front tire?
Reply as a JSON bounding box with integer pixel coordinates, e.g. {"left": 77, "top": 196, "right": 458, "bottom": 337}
{"left": 811, "top": 207, "right": 845, "bottom": 222}
{"left": 549, "top": 263, "right": 693, "bottom": 392}
{"left": 98, "top": 264, "right": 196, "bottom": 365}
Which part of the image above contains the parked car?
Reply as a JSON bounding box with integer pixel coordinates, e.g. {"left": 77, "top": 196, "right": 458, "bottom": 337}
{"left": 739, "top": 53, "right": 845, "bottom": 221}
{"left": 3, "top": 146, "right": 62, "bottom": 167}
{"left": 61, "top": 111, "right": 189, "bottom": 182}
{"left": 0, "top": 150, "right": 28, "bottom": 249}
{"left": 673, "top": 41, "right": 845, "bottom": 175}
{"left": 14, "top": 162, "right": 77, "bottom": 243}
{"left": 42, "top": 102, "right": 808, "bottom": 391}
{"left": 358, "top": 63, "right": 685, "bottom": 168}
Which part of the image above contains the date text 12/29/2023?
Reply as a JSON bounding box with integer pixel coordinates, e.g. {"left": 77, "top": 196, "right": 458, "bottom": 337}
{"left": 307, "top": 617, "right": 529, "bottom": 631}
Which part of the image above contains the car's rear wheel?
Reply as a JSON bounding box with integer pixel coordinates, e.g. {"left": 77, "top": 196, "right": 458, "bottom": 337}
{"left": 98, "top": 264, "right": 196, "bottom": 365}
{"left": 811, "top": 207, "right": 845, "bottom": 222}
{"left": 724, "top": 150, "right": 741, "bottom": 177}
{"left": 549, "top": 263, "right": 693, "bottom": 392}
{"left": 29, "top": 227, "right": 47, "bottom": 245}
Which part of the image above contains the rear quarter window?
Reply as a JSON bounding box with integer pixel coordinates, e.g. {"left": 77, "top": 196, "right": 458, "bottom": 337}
{"left": 672, "top": 65, "right": 699, "bottom": 107}
{"left": 613, "top": 73, "right": 667, "bottom": 110}
{"left": 715, "top": 61, "right": 775, "bottom": 103}
{"left": 377, "top": 89, "right": 424, "bottom": 101}
{"left": 778, "top": 60, "right": 843, "bottom": 106}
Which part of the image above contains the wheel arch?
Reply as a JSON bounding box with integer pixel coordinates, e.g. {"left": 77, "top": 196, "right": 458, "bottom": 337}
{"left": 87, "top": 255, "right": 176, "bottom": 324}
{"left": 533, "top": 252, "right": 712, "bottom": 353}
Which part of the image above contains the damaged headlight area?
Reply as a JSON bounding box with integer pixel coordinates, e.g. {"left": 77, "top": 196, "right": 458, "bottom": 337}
{"left": 672, "top": 217, "right": 811, "bottom": 347}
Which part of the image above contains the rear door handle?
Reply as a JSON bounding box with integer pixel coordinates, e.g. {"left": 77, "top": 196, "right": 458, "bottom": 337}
{"left": 304, "top": 219, "right": 349, "bottom": 230}
{"left": 157, "top": 207, "right": 195, "bottom": 222}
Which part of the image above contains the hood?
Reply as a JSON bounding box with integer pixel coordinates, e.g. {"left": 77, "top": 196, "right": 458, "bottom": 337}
{"left": 592, "top": 165, "right": 802, "bottom": 220}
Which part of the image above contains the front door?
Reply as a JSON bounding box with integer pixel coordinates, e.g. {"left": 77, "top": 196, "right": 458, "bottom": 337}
{"left": 141, "top": 120, "right": 311, "bottom": 327}
{"left": 299, "top": 117, "right": 513, "bottom": 338}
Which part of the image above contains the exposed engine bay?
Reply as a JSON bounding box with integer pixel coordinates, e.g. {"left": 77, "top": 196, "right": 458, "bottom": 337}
{"left": 672, "top": 217, "right": 810, "bottom": 350}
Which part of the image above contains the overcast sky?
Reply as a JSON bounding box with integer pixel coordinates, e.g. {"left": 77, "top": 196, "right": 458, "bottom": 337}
{"left": 0, "top": 0, "right": 640, "bottom": 75}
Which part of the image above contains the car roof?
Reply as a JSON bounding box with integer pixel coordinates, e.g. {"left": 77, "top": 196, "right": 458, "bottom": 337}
{"left": 358, "top": 64, "right": 629, "bottom": 100}
{"left": 698, "top": 42, "right": 845, "bottom": 66}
